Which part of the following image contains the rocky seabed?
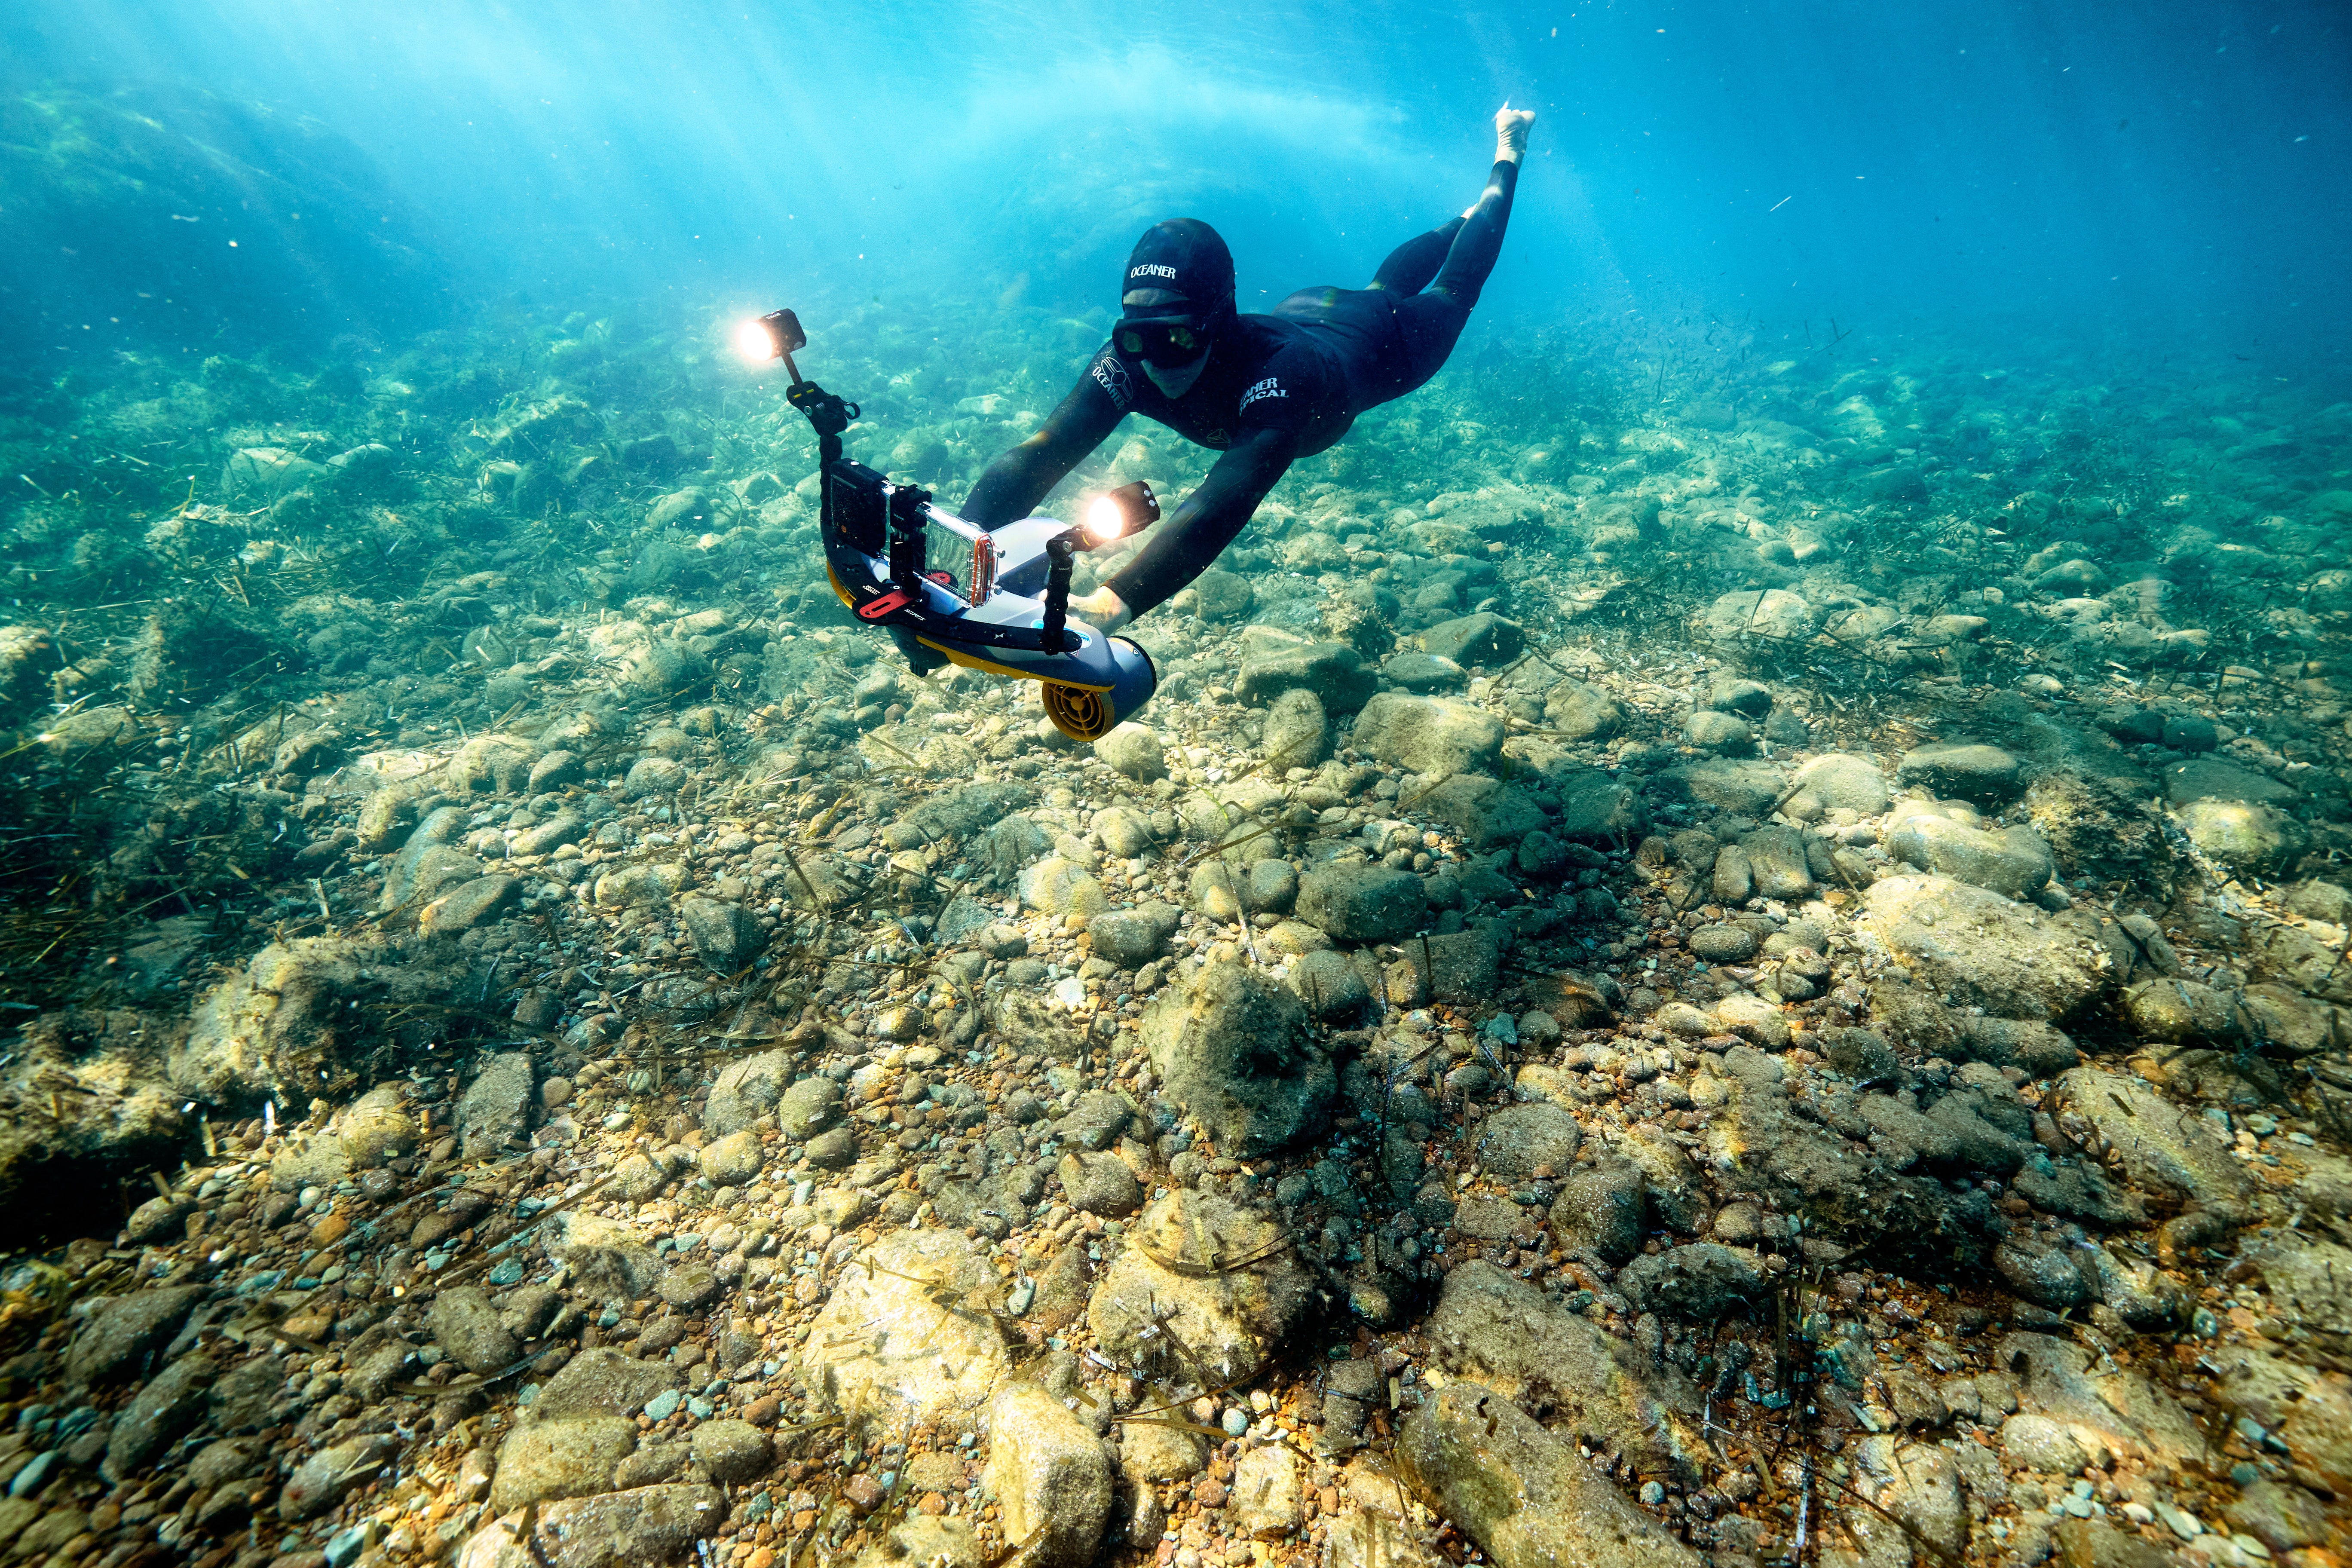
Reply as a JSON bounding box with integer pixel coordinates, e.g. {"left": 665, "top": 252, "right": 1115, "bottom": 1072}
{"left": 0, "top": 309, "right": 2349, "bottom": 1568}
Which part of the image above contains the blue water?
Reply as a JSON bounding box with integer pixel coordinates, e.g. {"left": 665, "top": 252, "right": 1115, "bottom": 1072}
{"left": 4, "top": 0, "right": 2348, "bottom": 365}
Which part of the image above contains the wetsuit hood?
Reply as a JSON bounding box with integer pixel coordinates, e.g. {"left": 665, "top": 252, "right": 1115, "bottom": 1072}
{"left": 1120, "top": 218, "right": 1234, "bottom": 322}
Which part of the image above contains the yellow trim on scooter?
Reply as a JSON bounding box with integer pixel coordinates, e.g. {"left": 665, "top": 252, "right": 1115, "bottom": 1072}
{"left": 913, "top": 637, "right": 1113, "bottom": 691}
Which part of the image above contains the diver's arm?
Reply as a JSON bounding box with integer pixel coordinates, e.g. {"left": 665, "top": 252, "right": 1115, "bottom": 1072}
{"left": 959, "top": 376, "right": 1124, "bottom": 530}
{"left": 1102, "top": 425, "right": 1297, "bottom": 618}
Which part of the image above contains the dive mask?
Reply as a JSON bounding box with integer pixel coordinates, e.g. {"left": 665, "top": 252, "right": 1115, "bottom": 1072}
{"left": 1116, "top": 316, "right": 1211, "bottom": 367}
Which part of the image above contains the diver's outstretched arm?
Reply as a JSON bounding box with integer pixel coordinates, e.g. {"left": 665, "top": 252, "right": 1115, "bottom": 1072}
{"left": 959, "top": 373, "right": 1124, "bottom": 530}
{"left": 1100, "top": 425, "right": 1297, "bottom": 620}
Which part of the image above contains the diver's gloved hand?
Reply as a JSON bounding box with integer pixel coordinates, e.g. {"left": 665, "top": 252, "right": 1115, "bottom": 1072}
{"left": 1069, "top": 586, "right": 1133, "bottom": 633}
{"left": 888, "top": 626, "right": 949, "bottom": 676}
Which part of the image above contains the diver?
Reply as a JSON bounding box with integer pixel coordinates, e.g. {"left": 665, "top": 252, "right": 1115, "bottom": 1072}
{"left": 957, "top": 103, "right": 1536, "bottom": 635}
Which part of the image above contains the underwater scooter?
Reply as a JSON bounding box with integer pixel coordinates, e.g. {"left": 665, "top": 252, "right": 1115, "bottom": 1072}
{"left": 737, "top": 307, "right": 1161, "bottom": 742}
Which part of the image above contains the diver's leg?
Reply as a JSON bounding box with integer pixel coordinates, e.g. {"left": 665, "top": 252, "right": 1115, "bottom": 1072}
{"left": 1367, "top": 219, "right": 1463, "bottom": 294}
{"left": 1383, "top": 294, "right": 1473, "bottom": 401}
{"left": 1426, "top": 103, "right": 1534, "bottom": 309}
{"left": 1370, "top": 106, "right": 1534, "bottom": 400}
{"left": 1427, "top": 162, "right": 1519, "bottom": 311}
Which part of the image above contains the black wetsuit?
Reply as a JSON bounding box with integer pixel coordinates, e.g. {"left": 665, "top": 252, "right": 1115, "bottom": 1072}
{"left": 961, "top": 159, "right": 1520, "bottom": 616}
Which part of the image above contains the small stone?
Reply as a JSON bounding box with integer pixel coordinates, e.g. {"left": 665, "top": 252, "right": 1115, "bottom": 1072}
{"left": 420, "top": 873, "right": 521, "bottom": 933}
{"left": 1094, "top": 724, "right": 1167, "bottom": 782}
{"left": 1088, "top": 903, "right": 1180, "bottom": 968}
{"left": 281, "top": 1433, "right": 398, "bottom": 1520}
{"left": 1687, "top": 925, "right": 1758, "bottom": 963}
{"left": 698, "top": 1129, "right": 764, "bottom": 1187}
{"left": 1057, "top": 1150, "right": 1142, "bottom": 1217}
{"left": 1684, "top": 710, "right": 1754, "bottom": 754}
{"left": 680, "top": 895, "right": 764, "bottom": 974}
{"left": 688, "top": 1419, "right": 773, "bottom": 1484}
{"left": 657, "top": 1262, "right": 722, "bottom": 1311}
{"left": 428, "top": 1286, "right": 521, "bottom": 1375}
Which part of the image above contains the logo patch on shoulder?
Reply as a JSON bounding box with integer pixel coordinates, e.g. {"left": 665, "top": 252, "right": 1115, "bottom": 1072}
{"left": 1091, "top": 352, "right": 1133, "bottom": 411}
{"left": 1239, "top": 377, "right": 1287, "bottom": 412}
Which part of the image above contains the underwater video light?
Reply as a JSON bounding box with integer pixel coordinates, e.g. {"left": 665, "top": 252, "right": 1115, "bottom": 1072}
{"left": 737, "top": 307, "right": 808, "bottom": 378}
{"left": 1081, "top": 481, "right": 1159, "bottom": 547}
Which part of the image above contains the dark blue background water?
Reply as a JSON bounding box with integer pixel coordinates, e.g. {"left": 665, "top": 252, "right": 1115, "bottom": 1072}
{"left": 5, "top": 0, "right": 2347, "bottom": 365}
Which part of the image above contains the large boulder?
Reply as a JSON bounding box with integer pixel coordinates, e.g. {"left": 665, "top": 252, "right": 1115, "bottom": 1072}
{"left": 1895, "top": 742, "right": 2024, "bottom": 806}
{"left": 1698, "top": 588, "right": 1816, "bottom": 643}
{"left": 491, "top": 1417, "right": 639, "bottom": 1511}
{"left": 65, "top": 1285, "right": 205, "bottom": 1387}
{"left": 1141, "top": 960, "right": 1333, "bottom": 1155}
{"left": 541, "top": 1213, "right": 663, "bottom": 1301}
{"left": 1616, "top": 1242, "right": 1767, "bottom": 1322}
{"left": 458, "top": 1051, "right": 536, "bottom": 1162}
{"left": 1089, "top": 902, "right": 1180, "bottom": 968}
{"left": 1017, "top": 858, "right": 1108, "bottom": 919}
{"left": 419, "top": 874, "right": 521, "bottom": 934}
{"left": 171, "top": 936, "right": 459, "bottom": 1106}
{"left": 468, "top": 1483, "right": 727, "bottom": 1568}
{"left": 806, "top": 1230, "right": 1010, "bottom": 1438}
{"left": 2170, "top": 798, "right": 2306, "bottom": 874}
{"left": 704, "top": 1048, "right": 795, "bottom": 1136}
{"left": 1235, "top": 639, "right": 1375, "bottom": 712}
{"left": 1650, "top": 759, "right": 1785, "bottom": 816}
{"left": 1424, "top": 1262, "right": 1706, "bottom": 1482}
{"left": 2057, "top": 1066, "right": 2254, "bottom": 1213}
{"left": 1540, "top": 680, "right": 1624, "bottom": 740}
{"left": 528, "top": 1348, "right": 682, "bottom": 1422}
{"left": 1552, "top": 768, "right": 1650, "bottom": 846}
{"left": 1259, "top": 688, "right": 1329, "bottom": 770}
{"left": 1780, "top": 752, "right": 1890, "bottom": 821}
{"left": 679, "top": 896, "right": 763, "bottom": 974}
{"left": 1088, "top": 1189, "right": 1315, "bottom": 1384}
{"left": 268, "top": 1081, "right": 417, "bottom": 1191}
{"left": 1398, "top": 1382, "right": 1703, "bottom": 1568}
{"left": 980, "top": 1385, "right": 1112, "bottom": 1568}
{"left": 1296, "top": 863, "right": 1426, "bottom": 942}
{"left": 1413, "top": 775, "right": 1547, "bottom": 851}
{"left": 1860, "top": 876, "right": 2111, "bottom": 1021}
{"left": 1417, "top": 612, "right": 1523, "bottom": 668}
{"left": 0, "top": 624, "right": 55, "bottom": 729}
{"left": 1470, "top": 1104, "right": 1582, "bottom": 1179}
{"left": 0, "top": 1010, "right": 188, "bottom": 1249}
{"left": 1094, "top": 723, "right": 1167, "bottom": 781}
{"left": 1350, "top": 692, "right": 1503, "bottom": 777}
{"left": 1885, "top": 808, "right": 2052, "bottom": 898}
{"left": 450, "top": 733, "right": 540, "bottom": 795}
